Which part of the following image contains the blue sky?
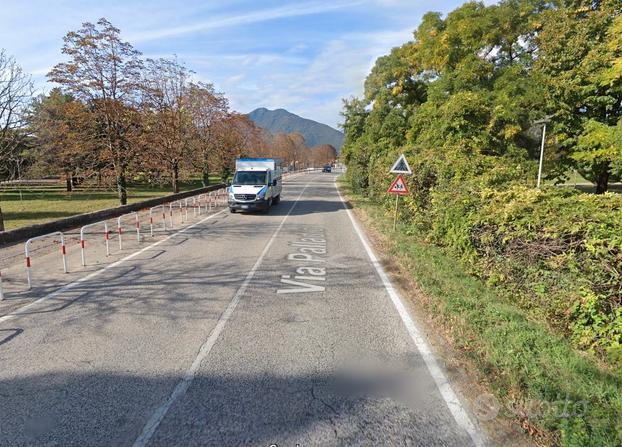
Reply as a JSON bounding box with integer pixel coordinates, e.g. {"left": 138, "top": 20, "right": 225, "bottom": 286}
{"left": 1, "top": 0, "right": 472, "bottom": 128}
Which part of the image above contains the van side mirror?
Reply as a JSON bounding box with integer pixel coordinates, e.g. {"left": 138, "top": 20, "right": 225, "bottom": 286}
{"left": 226, "top": 180, "right": 232, "bottom": 187}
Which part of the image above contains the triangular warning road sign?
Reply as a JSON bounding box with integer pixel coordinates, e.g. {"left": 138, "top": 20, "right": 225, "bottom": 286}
{"left": 390, "top": 154, "right": 412, "bottom": 175}
{"left": 388, "top": 175, "right": 409, "bottom": 195}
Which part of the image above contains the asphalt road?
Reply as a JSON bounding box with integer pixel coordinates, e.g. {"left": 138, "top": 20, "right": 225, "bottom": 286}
{"left": 0, "top": 173, "right": 486, "bottom": 446}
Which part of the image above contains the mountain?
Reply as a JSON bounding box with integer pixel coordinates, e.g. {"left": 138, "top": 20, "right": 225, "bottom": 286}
{"left": 247, "top": 108, "right": 344, "bottom": 152}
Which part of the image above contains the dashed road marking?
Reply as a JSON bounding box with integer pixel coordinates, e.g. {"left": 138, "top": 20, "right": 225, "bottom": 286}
{"left": 132, "top": 176, "right": 315, "bottom": 447}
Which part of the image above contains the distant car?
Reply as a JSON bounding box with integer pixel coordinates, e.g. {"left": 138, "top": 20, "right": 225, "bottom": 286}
{"left": 322, "top": 164, "right": 332, "bottom": 173}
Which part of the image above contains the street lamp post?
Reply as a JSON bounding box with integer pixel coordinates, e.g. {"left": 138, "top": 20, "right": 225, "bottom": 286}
{"left": 537, "top": 122, "right": 546, "bottom": 189}
{"left": 534, "top": 117, "right": 551, "bottom": 189}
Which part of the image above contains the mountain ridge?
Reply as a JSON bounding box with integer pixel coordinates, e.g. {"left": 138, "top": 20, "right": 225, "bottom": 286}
{"left": 247, "top": 107, "right": 344, "bottom": 152}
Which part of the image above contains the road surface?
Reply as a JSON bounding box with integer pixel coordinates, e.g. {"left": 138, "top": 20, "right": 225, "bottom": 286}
{"left": 0, "top": 173, "right": 485, "bottom": 446}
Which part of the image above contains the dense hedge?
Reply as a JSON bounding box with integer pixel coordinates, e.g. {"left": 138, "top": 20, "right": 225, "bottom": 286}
{"left": 349, "top": 156, "right": 622, "bottom": 365}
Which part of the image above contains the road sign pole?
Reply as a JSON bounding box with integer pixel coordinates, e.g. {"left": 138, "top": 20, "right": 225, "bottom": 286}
{"left": 394, "top": 195, "right": 399, "bottom": 231}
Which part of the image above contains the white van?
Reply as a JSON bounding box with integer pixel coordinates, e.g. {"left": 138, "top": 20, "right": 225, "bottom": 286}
{"left": 228, "top": 158, "right": 282, "bottom": 212}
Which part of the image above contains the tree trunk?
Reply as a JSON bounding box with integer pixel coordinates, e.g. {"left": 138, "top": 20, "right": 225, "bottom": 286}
{"left": 595, "top": 167, "right": 610, "bottom": 194}
{"left": 172, "top": 163, "right": 180, "bottom": 193}
{"left": 117, "top": 172, "right": 128, "bottom": 205}
{"left": 65, "top": 172, "right": 73, "bottom": 192}
{"left": 202, "top": 153, "right": 210, "bottom": 187}
{"left": 0, "top": 206, "right": 5, "bottom": 232}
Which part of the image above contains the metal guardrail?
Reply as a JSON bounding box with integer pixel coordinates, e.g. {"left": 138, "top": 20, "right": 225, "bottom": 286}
{"left": 117, "top": 212, "right": 141, "bottom": 250}
{"left": 4, "top": 173, "right": 313, "bottom": 297}
{"left": 149, "top": 205, "right": 168, "bottom": 237}
{"left": 1, "top": 183, "right": 226, "bottom": 247}
{"left": 80, "top": 221, "right": 110, "bottom": 267}
{"left": 169, "top": 201, "right": 185, "bottom": 226}
{"left": 25, "top": 231, "right": 68, "bottom": 289}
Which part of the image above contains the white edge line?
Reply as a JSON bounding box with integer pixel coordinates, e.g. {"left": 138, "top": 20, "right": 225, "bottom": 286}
{"left": 334, "top": 179, "right": 486, "bottom": 447}
{"left": 132, "top": 175, "right": 314, "bottom": 447}
{"left": 0, "top": 208, "right": 228, "bottom": 325}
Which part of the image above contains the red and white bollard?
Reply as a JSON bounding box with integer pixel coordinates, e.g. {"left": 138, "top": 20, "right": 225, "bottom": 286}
{"left": 117, "top": 212, "right": 141, "bottom": 249}
{"left": 149, "top": 205, "right": 167, "bottom": 237}
{"left": 80, "top": 238, "right": 86, "bottom": 266}
{"left": 105, "top": 225, "right": 110, "bottom": 255}
{"left": 135, "top": 215, "right": 141, "bottom": 242}
{"left": 118, "top": 222, "right": 123, "bottom": 250}
{"left": 80, "top": 221, "right": 110, "bottom": 266}
{"left": 25, "top": 231, "right": 68, "bottom": 290}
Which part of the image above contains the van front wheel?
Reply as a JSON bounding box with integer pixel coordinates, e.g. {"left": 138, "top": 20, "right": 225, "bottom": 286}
{"left": 273, "top": 195, "right": 280, "bottom": 205}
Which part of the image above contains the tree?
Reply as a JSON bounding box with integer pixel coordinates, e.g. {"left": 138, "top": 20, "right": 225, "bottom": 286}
{"left": 575, "top": 119, "right": 622, "bottom": 191}
{"left": 288, "top": 132, "right": 307, "bottom": 169}
{"left": 271, "top": 133, "right": 296, "bottom": 167}
{"left": 208, "top": 113, "right": 264, "bottom": 181}
{"left": 30, "top": 89, "right": 97, "bottom": 191}
{"left": 310, "top": 144, "right": 337, "bottom": 166}
{"left": 0, "top": 50, "right": 34, "bottom": 231}
{"left": 48, "top": 18, "right": 143, "bottom": 204}
{"left": 535, "top": 1, "right": 622, "bottom": 192}
{"left": 186, "top": 82, "right": 228, "bottom": 186}
{"left": 142, "top": 57, "right": 193, "bottom": 193}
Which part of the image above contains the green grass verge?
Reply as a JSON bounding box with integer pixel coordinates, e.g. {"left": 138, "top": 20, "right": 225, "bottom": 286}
{"left": 0, "top": 178, "right": 221, "bottom": 230}
{"left": 339, "top": 179, "right": 622, "bottom": 447}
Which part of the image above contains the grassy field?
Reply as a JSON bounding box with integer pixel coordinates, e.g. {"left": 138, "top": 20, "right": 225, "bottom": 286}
{"left": 339, "top": 179, "right": 622, "bottom": 446}
{"left": 0, "top": 179, "right": 222, "bottom": 230}
{"left": 545, "top": 171, "right": 622, "bottom": 193}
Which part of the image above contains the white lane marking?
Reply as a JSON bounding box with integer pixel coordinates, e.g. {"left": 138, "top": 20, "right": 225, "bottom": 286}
{"left": 0, "top": 209, "right": 228, "bottom": 326}
{"left": 132, "top": 176, "right": 314, "bottom": 447}
{"left": 0, "top": 174, "right": 310, "bottom": 325}
{"left": 335, "top": 180, "right": 486, "bottom": 447}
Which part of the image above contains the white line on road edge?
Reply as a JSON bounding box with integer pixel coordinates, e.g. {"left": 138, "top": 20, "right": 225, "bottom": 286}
{"left": 335, "top": 180, "right": 486, "bottom": 447}
{"left": 132, "top": 176, "right": 314, "bottom": 447}
{"left": 0, "top": 209, "right": 228, "bottom": 326}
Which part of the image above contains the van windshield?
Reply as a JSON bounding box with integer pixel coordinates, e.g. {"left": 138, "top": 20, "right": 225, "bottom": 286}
{"left": 233, "top": 171, "right": 268, "bottom": 186}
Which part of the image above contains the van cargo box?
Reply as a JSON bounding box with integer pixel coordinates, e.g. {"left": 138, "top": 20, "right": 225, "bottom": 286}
{"left": 235, "top": 158, "right": 282, "bottom": 171}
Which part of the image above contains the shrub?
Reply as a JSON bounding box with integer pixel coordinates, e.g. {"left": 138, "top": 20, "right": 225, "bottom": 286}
{"left": 421, "top": 184, "right": 622, "bottom": 362}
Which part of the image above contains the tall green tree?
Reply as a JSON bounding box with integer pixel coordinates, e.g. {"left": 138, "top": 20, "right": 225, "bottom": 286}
{"left": 535, "top": 0, "right": 622, "bottom": 192}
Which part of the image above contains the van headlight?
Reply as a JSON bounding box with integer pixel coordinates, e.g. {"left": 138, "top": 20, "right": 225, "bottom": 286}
{"left": 256, "top": 186, "right": 267, "bottom": 200}
{"left": 228, "top": 191, "right": 235, "bottom": 200}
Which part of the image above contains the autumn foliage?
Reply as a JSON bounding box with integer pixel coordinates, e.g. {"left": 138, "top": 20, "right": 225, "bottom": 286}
{"left": 0, "top": 18, "right": 337, "bottom": 229}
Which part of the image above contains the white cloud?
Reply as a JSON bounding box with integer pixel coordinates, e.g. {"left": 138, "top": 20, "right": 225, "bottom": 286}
{"left": 215, "top": 26, "right": 415, "bottom": 127}
{"left": 127, "top": 1, "right": 364, "bottom": 43}
{"left": 1, "top": 0, "right": 467, "bottom": 128}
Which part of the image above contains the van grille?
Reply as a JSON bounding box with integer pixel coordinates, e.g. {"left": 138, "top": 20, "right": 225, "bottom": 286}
{"left": 234, "top": 194, "right": 256, "bottom": 201}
